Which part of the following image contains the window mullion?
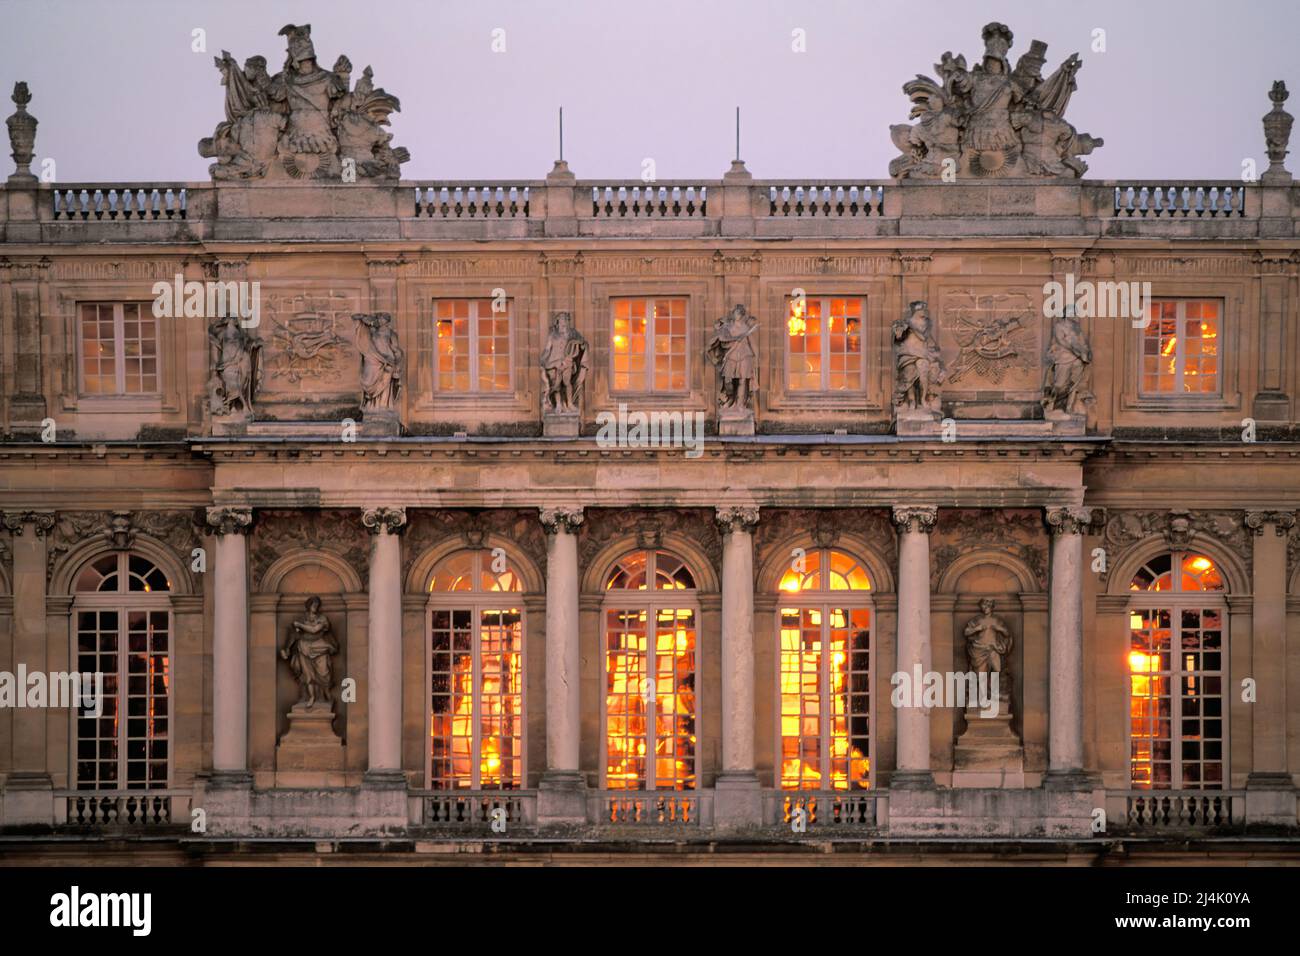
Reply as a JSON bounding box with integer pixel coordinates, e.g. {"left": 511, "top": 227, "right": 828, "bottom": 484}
{"left": 468, "top": 302, "right": 479, "bottom": 393}
{"left": 114, "top": 303, "right": 126, "bottom": 394}
{"left": 820, "top": 605, "right": 831, "bottom": 788}
{"left": 471, "top": 603, "right": 481, "bottom": 790}
{"left": 820, "top": 299, "right": 830, "bottom": 391}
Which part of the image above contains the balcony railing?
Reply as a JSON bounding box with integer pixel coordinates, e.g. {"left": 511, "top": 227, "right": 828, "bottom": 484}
{"left": 1122, "top": 789, "right": 1244, "bottom": 829}
{"left": 588, "top": 790, "right": 711, "bottom": 826}
{"left": 50, "top": 185, "right": 194, "bottom": 221}
{"left": 764, "top": 790, "right": 886, "bottom": 829}
{"left": 1110, "top": 182, "right": 1251, "bottom": 218}
{"left": 587, "top": 182, "right": 709, "bottom": 218}
{"left": 412, "top": 183, "right": 534, "bottom": 219}
{"left": 413, "top": 790, "right": 537, "bottom": 827}
{"left": 760, "top": 182, "right": 888, "bottom": 217}
{"left": 56, "top": 789, "right": 192, "bottom": 826}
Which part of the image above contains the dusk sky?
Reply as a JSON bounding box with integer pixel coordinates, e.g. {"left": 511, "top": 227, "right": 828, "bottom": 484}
{"left": 1, "top": 0, "right": 1295, "bottom": 182}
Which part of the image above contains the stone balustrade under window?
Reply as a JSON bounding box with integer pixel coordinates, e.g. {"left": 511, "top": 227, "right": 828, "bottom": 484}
{"left": 57, "top": 789, "right": 192, "bottom": 827}
{"left": 1122, "top": 789, "right": 1245, "bottom": 829}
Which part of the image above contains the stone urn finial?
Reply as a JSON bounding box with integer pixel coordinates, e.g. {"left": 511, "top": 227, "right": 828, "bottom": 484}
{"left": 1263, "top": 80, "right": 1293, "bottom": 182}
{"left": 6, "top": 81, "right": 38, "bottom": 183}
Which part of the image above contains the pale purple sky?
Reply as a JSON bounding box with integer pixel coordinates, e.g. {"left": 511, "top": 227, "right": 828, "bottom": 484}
{"left": 1, "top": 0, "right": 1294, "bottom": 182}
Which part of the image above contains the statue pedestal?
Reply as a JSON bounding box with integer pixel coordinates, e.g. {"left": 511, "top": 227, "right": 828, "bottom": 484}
{"left": 542, "top": 410, "right": 580, "bottom": 438}
{"left": 952, "top": 702, "right": 1025, "bottom": 788}
{"left": 275, "top": 703, "right": 346, "bottom": 788}
{"left": 360, "top": 409, "right": 401, "bottom": 437}
{"left": 717, "top": 407, "right": 754, "bottom": 436}
{"left": 1043, "top": 408, "right": 1087, "bottom": 436}
{"left": 894, "top": 407, "right": 941, "bottom": 436}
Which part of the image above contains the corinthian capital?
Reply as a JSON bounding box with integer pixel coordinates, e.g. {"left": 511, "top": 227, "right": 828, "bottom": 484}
{"left": 1045, "top": 506, "right": 1092, "bottom": 536}
{"left": 891, "top": 505, "right": 937, "bottom": 535}
{"left": 205, "top": 506, "right": 253, "bottom": 536}
{"left": 362, "top": 507, "right": 407, "bottom": 535}
{"left": 715, "top": 506, "right": 760, "bottom": 535}
{"left": 2, "top": 511, "right": 56, "bottom": 537}
{"left": 1245, "top": 510, "right": 1298, "bottom": 536}
{"left": 539, "top": 506, "right": 584, "bottom": 535}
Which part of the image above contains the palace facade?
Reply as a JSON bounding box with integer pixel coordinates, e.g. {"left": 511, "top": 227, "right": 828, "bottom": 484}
{"left": 2, "top": 23, "right": 1300, "bottom": 850}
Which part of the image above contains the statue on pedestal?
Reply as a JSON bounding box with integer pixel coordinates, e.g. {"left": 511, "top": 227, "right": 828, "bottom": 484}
{"left": 540, "top": 311, "right": 589, "bottom": 415}
{"left": 1041, "top": 307, "right": 1093, "bottom": 417}
{"left": 208, "top": 313, "right": 262, "bottom": 420}
{"left": 352, "top": 312, "right": 404, "bottom": 412}
{"left": 281, "top": 595, "right": 337, "bottom": 710}
{"left": 964, "top": 598, "right": 1012, "bottom": 686}
{"left": 707, "top": 304, "right": 759, "bottom": 412}
{"left": 892, "top": 301, "right": 946, "bottom": 415}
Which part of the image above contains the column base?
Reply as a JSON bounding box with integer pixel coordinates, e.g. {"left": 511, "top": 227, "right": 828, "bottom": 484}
{"left": 537, "top": 770, "right": 587, "bottom": 824}
{"left": 889, "top": 769, "right": 936, "bottom": 790}
{"left": 194, "top": 771, "right": 254, "bottom": 834}
{"left": 1245, "top": 772, "right": 1298, "bottom": 826}
{"left": 712, "top": 771, "right": 762, "bottom": 829}
{"left": 361, "top": 769, "right": 409, "bottom": 790}
{"left": 0, "top": 772, "right": 54, "bottom": 827}
{"left": 1041, "top": 769, "right": 1101, "bottom": 792}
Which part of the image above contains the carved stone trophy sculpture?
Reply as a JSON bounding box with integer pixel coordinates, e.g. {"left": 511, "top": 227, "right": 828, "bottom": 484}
{"left": 208, "top": 313, "right": 262, "bottom": 428}
{"left": 540, "top": 311, "right": 589, "bottom": 437}
{"left": 352, "top": 311, "right": 404, "bottom": 434}
{"left": 1041, "top": 305, "right": 1093, "bottom": 427}
{"left": 275, "top": 595, "right": 346, "bottom": 785}
{"left": 892, "top": 300, "right": 946, "bottom": 428}
{"left": 888, "top": 22, "right": 1103, "bottom": 180}
{"left": 953, "top": 597, "right": 1025, "bottom": 787}
{"left": 706, "top": 304, "right": 760, "bottom": 435}
{"left": 198, "top": 23, "right": 409, "bottom": 182}
{"left": 281, "top": 595, "right": 338, "bottom": 711}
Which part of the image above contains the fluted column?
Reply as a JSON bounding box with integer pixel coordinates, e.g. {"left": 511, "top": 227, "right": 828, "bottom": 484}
{"left": 539, "top": 507, "right": 584, "bottom": 781}
{"left": 716, "top": 506, "right": 759, "bottom": 774}
{"left": 362, "top": 506, "right": 406, "bottom": 780}
{"left": 892, "top": 505, "right": 937, "bottom": 788}
{"left": 1044, "top": 506, "right": 1090, "bottom": 787}
{"left": 207, "top": 506, "right": 253, "bottom": 775}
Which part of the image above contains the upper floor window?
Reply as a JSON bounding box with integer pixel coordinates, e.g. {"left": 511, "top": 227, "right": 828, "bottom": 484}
{"left": 611, "top": 297, "right": 687, "bottom": 393}
{"left": 79, "top": 303, "right": 158, "bottom": 396}
{"left": 73, "top": 552, "right": 172, "bottom": 790}
{"left": 434, "top": 299, "right": 512, "bottom": 393}
{"left": 787, "top": 297, "right": 864, "bottom": 392}
{"left": 1140, "top": 299, "right": 1219, "bottom": 396}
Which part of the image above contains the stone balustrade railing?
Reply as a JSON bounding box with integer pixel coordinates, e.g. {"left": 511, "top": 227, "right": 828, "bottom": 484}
{"left": 1123, "top": 789, "right": 1244, "bottom": 829}
{"left": 588, "top": 790, "right": 709, "bottom": 825}
{"left": 56, "top": 789, "right": 191, "bottom": 826}
{"left": 48, "top": 184, "right": 202, "bottom": 221}
{"left": 412, "top": 182, "right": 537, "bottom": 219}
{"left": 1108, "top": 181, "right": 1253, "bottom": 218}
{"left": 586, "top": 182, "right": 710, "bottom": 218}
{"left": 759, "top": 181, "right": 889, "bottom": 218}
{"left": 765, "top": 790, "right": 886, "bottom": 828}
{"left": 414, "top": 790, "right": 537, "bottom": 827}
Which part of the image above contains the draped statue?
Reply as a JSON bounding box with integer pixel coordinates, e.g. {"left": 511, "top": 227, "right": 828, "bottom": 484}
{"left": 208, "top": 313, "right": 261, "bottom": 419}
{"left": 281, "top": 596, "right": 338, "bottom": 710}
{"left": 540, "top": 312, "right": 590, "bottom": 414}
{"left": 352, "top": 312, "right": 404, "bottom": 411}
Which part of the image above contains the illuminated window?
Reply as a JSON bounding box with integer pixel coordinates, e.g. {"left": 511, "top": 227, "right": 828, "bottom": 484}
{"left": 427, "top": 550, "right": 524, "bottom": 790}
{"left": 73, "top": 552, "right": 172, "bottom": 790}
{"left": 611, "top": 297, "right": 688, "bottom": 392}
{"left": 602, "top": 549, "right": 698, "bottom": 790}
{"left": 1128, "top": 551, "right": 1225, "bottom": 790}
{"left": 434, "top": 299, "right": 513, "bottom": 393}
{"left": 777, "top": 548, "right": 872, "bottom": 790}
{"left": 1140, "top": 299, "right": 1220, "bottom": 396}
{"left": 78, "top": 303, "right": 159, "bottom": 395}
{"left": 786, "top": 297, "right": 864, "bottom": 392}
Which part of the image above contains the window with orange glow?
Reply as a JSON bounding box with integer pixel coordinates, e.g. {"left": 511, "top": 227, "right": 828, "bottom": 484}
{"left": 786, "top": 297, "right": 864, "bottom": 392}
{"left": 428, "top": 550, "right": 524, "bottom": 790}
{"left": 79, "top": 302, "right": 159, "bottom": 395}
{"left": 434, "top": 298, "right": 512, "bottom": 393}
{"left": 1140, "top": 299, "right": 1220, "bottom": 396}
{"left": 777, "top": 548, "right": 872, "bottom": 790}
{"left": 602, "top": 549, "right": 697, "bottom": 790}
{"left": 1127, "top": 552, "right": 1225, "bottom": 790}
{"left": 611, "top": 298, "right": 688, "bottom": 392}
{"left": 73, "top": 552, "right": 172, "bottom": 790}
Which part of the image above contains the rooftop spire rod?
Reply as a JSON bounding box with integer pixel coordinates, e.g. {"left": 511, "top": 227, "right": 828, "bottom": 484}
{"left": 559, "top": 106, "right": 564, "bottom": 163}
{"left": 735, "top": 106, "right": 740, "bottom": 161}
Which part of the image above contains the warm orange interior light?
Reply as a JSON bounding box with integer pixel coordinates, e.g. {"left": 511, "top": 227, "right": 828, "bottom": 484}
{"left": 1129, "top": 612, "right": 1144, "bottom": 630}
{"left": 1188, "top": 556, "right": 1212, "bottom": 573}
{"left": 788, "top": 298, "right": 806, "bottom": 336}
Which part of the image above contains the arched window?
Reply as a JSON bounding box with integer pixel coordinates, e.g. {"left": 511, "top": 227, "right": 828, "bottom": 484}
{"left": 777, "top": 547, "right": 872, "bottom": 790}
{"left": 1128, "top": 551, "right": 1226, "bottom": 790}
{"left": 73, "top": 552, "right": 172, "bottom": 791}
{"left": 602, "top": 549, "right": 698, "bottom": 791}
{"left": 426, "top": 550, "right": 524, "bottom": 790}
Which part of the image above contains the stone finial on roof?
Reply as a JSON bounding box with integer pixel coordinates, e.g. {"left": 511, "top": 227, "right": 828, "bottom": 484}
{"left": 6, "top": 81, "right": 38, "bottom": 183}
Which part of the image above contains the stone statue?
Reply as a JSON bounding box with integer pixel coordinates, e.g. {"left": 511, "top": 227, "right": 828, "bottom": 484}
{"left": 352, "top": 312, "right": 404, "bottom": 411}
{"left": 964, "top": 598, "right": 1012, "bottom": 683}
{"left": 707, "top": 304, "right": 760, "bottom": 412}
{"left": 892, "top": 301, "right": 946, "bottom": 414}
{"left": 889, "top": 22, "right": 1103, "bottom": 179}
{"left": 198, "top": 24, "right": 409, "bottom": 181}
{"left": 208, "top": 313, "right": 262, "bottom": 419}
{"left": 540, "top": 312, "right": 589, "bottom": 414}
{"left": 1263, "top": 81, "right": 1293, "bottom": 181}
{"left": 280, "top": 595, "right": 337, "bottom": 710}
{"left": 1041, "top": 307, "right": 1093, "bottom": 417}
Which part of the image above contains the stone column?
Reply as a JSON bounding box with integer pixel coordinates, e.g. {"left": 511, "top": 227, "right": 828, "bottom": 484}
{"left": 538, "top": 506, "right": 586, "bottom": 822}
{"left": 1, "top": 511, "right": 54, "bottom": 825}
{"left": 1244, "top": 510, "right": 1296, "bottom": 823}
{"left": 891, "top": 506, "right": 937, "bottom": 788}
{"left": 361, "top": 507, "right": 406, "bottom": 783}
{"left": 1044, "top": 506, "right": 1092, "bottom": 788}
{"left": 714, "top": 506, "right": 761, "bottom": 827}
{"left": 207, "top": 506, "right": 253, "bottom": 777}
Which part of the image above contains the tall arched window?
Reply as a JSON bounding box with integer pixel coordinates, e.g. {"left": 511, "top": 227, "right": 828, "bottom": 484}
{"left": 73, "top": 552, "right": 172, "bottom": 790}
{"left": 426, "top": 549, "right": 524, "bottom": 790}
{"left": 602, "top": 549, "right": 698, "bottom": 791}
{"left": 777, "top": 547, "right": 872, "bottom": 790}
{"left": 1128, "top": 551, "right": 1226, "bottom": 790}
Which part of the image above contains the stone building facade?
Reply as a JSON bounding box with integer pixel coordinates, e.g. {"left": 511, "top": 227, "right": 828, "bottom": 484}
{"left": 1, "top": 24, "right": 1299, "bottom": 844}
